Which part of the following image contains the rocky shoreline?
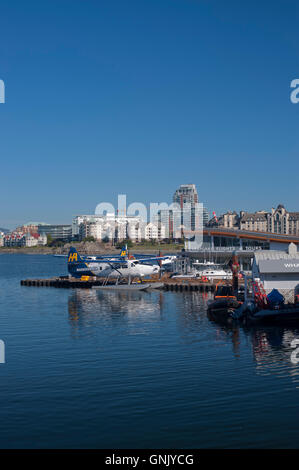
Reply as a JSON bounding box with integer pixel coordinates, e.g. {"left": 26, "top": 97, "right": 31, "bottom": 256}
{"left": 0, "top": 241, "right": 182, "bottom": 255}
{"left": 0, "top": 241, "right": 118, "bottom": 255}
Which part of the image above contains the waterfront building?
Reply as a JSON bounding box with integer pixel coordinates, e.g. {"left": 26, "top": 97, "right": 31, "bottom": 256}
{"left": 208, "top": 211, "right": 240, "bottom": 229}
{"left": 24, "top": 233, "right": 47, "bottom": 247}
{"left": 173, "top": 184, "right": 199, "bottom": 206}
{"left": 72, "top": 215, "right": 100, "bottom": 238}
{"left": 3, "top": 232, "right": 47, "bottom": 247}
{"left": 74, "top": 214, "right": 142, "bottom": 242}
{"left": 252, "top": 243, "right": 299, "bottom": 300}
{"left": 289, "top": 213, "right": 299, "bottom": 236}
{"left": 0, "top": 232, "right": 4, "bottom": 247}
{"left": 184, "top": 227, "right": 299, "bottom": 272}
{"left": 79, "top": 220, "right": 104, "bottom": 241}
{"left": 143, "top": 222, "right": 166, "bottom": 240}
{"left": 267, "top": 204, "right": 299, "bottom": 235}
{"left": 15, "top": 223, "right": 39, "bottom": 234}
{"left": 209, "top": 205, "right": 299, "bottom": 236}
{"left": 37, "top": 224, "right": 72, "bottom": 241}
{"left": 209, "top": 210, "right": 268, "bottom": 231}
{"left": 3, "top": 233, "right": 24, "bottom": 247}
{"left": 173, "top": 184, "right": 209, "bottom": 230}
{"left": 73, "top": 214, "right": 168, "bottom": 242}
{"left": 155, "top": 207, "right": 181, "bottom": 240}
{"left": 240, "top": 211, "right": 268, "bottom": 232}
{"left": 222, "top": 211, "right": 240, "bottom": 229}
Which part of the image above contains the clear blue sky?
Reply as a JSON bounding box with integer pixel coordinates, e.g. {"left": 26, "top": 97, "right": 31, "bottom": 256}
{"left": 1, "top": 0, "right": 299, "bottom": 228}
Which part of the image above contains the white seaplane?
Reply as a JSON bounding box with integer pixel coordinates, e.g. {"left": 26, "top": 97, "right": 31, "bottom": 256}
{"left": 67, "top": 246, "right": 167, "bottom": 289}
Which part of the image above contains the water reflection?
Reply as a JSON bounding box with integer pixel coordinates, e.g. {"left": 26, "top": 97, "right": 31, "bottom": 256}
{"left": 208, "top": 315, "right": 299, "bottom": 381}
{"left": 247, "top": 327, "right": 299, "bottom": 377}
{"left": 172, "top": 291, "right": 213, "bottom": 342}
{"left": 67, "top": 289, "right": 299, "bottom": 381}
{"left": 68, "top": 289, "right": 164, "bottom": 338}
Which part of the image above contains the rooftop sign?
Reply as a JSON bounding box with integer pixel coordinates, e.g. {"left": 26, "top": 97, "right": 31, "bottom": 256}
{"left": 259, "top": 259, "right": 299, "bottom": 274}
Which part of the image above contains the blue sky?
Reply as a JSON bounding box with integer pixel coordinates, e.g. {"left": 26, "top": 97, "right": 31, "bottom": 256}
{"left": 1, "top": 0, "right": 299, "bottom": 228}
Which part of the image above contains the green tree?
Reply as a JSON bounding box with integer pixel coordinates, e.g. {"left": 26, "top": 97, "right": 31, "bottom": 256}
{"left": 47, "top": 234, "right": 53, "bottom": 246}
{"left": 83, "top": 236, "right": 96, "bottom": 242}
{"left": 116, "top": 239, "right": 133, "bottom": 249}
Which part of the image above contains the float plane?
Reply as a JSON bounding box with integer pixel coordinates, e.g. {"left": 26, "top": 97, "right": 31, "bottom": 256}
{"left": 67, "top": 246, "right": 168, "bottom": 282}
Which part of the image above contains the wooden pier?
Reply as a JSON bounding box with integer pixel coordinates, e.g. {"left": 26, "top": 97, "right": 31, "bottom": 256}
{"left": 164, "top": 281, "right": 215, "bottom": 292}
{"left": 20, "top": 276, "right": 216, "bottom": 292}
{"left": 20, "top": 277, "right": 103, "bottom": 289}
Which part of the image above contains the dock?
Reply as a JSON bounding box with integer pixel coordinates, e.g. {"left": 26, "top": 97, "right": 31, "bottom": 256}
{"left": 20, "top": 277, "right": 216, "bottom": 292}
{"left": 21, "top": 277, "right": 104, "bottom": 289}
{"left": 164, "top": 281, "right": 215, "bottom": 292}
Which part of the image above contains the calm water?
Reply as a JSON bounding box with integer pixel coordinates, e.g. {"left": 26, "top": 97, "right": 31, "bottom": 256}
{"left": 1, "top": 254, "right": 299, "bottom": 448}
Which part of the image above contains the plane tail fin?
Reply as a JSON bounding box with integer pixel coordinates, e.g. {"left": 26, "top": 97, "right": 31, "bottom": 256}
{"left": 68, "top": 246, "right": 87, "bottom": 277}
{"left": 68, "top": 246, "right": 83, "bottom": 264}
{"left": 120, "top": 244, "right": 128, "bottom": 258}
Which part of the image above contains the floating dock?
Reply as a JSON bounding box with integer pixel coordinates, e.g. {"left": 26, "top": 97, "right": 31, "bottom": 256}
{"left": 20, "top": 277, "right": 215, "bottom": 292}
{"left": 164, "top": 282, "right": 215, "bottom": 292}
{"left": 21, "top": 277, "right": 104, "bottom": 289}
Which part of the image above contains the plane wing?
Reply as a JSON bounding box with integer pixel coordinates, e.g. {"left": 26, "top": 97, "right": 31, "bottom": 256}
{"left": 84, "top": 258, "right": 128, "bottom": 264}
{"left": 137, "top": 256, "right": 169, "bottom": 264}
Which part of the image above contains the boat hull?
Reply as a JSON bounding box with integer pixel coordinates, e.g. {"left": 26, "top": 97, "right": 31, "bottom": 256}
{"left": 247, "top": 305, "right": 299, "bottom": 324}
{"left": 207, "top": 298, "right": 242, "bottom": 322}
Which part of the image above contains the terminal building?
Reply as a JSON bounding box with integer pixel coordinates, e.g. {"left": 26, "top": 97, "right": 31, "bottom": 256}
{"left": 184, "top": 227, "right": 299, "bottom": 271}
{"left": 252, "top": 243, "right": 299, "bottom": 301}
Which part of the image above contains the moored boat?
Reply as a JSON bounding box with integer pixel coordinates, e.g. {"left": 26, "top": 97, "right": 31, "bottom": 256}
{"left": 244, "top": 303, "right": 299, "bottom": 324}
{"left": 207, "top": 283, "right": 243, "bottom": 321}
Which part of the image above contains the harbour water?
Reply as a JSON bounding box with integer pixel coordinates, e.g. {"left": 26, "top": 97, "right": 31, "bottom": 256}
{"left": 1, "top": 254, "right": 299, "bottom": 448}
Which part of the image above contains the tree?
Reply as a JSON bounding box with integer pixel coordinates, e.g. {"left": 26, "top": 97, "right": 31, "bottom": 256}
{"left": 116, "top": 239, "right": 133, "bottom": 249}
{"left": 83, "top": 236, "right": 96, "bottom": 243}
{"left": 46, "top": 234, "right": 53, "bottom": 246}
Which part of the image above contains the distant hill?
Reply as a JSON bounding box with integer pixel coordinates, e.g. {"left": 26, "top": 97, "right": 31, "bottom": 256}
{"left": 0, "top": 227, "right": 9, "bottom": 234}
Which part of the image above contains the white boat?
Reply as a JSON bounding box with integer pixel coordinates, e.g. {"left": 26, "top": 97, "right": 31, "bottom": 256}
{"left": 172, "top": 261, "right": 232, "bottom": 280}
{"left": 193, "top": 261, "right": 232, "bottom": 280}
{"left": 200, "top": 268, "right": 232, "bottom": 280}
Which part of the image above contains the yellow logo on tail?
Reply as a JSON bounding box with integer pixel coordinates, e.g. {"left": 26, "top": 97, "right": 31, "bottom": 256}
{"left": 68, "top": 252, "right": 78, "bottom": 262}
{"left": 121, "top": 250, "right": 127, "bottom": 257}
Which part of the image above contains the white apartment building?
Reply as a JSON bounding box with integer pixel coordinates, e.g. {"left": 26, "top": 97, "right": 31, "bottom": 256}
{"left": 24, "top": 233, "right": 47, "bottom": 247}
{"left": 144, "top": 222, "right": 166, "bottom": 240}
{"left": 73, "top": 214, "right": 167, "bottom": 242}
{"left": 75, "top": 214, "right": 143, "bottom": 242}
{"left": 3, "top": 232, "right": 47, "bottom": 247}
